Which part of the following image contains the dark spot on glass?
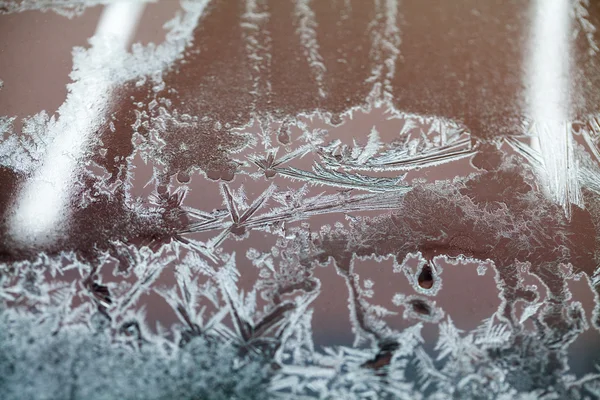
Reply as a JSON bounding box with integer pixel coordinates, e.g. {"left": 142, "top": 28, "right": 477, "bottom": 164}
{"left": 220, "top": 169, "right": 235, "bottom": 182}
{"left": 277, "top": 132, "right": 290, "bottom": 145}
{"left": 409, "top": 299, "right": 431, "bottom": 316}
{"left": 231, "top": 225, "right": 246, "bottom": 236}
{"left": 91, "top": 282, "right": 112, "bottom": 305}
{"left": 418, "top": 263, "right": 434, "bottom": 289}
{"left": 206, "top": 168, "right": 234, "bottom": 181}
{"left": 206, "top": 170, "right": 221, "bottom": 180}
{"left": 176, "top": 170, "right": 190, "bottom": 183}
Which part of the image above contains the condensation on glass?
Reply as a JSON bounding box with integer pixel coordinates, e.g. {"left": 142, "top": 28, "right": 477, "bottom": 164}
{"left": 1, "top": 0, "right": 600, "bottom": 399}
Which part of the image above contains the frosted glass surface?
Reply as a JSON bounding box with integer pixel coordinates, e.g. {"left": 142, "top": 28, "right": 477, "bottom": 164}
{"left": 1, "top": 1, "right": 600, "bottom": 399}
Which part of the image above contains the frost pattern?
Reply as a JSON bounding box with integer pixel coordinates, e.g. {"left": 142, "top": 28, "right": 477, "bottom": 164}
{"left": 0, "top": 0, "right": 155, "bottom": 18}
{"left": 0, "top": 112, "right": 56, "bottom": 174}
{"left": 1, "top": 1, "right": 600, "bottom": 399}
{"left": 574, "top": 0, "right": 600, "bottom": 58}
{"left": 526, "top": 0, "right": 583, "bottom": 218}
{"left": 294, "top": 0, "right": 327, "bottom": 99}
{"left": 368, "top": 0, "right": 400, "bottom": 101}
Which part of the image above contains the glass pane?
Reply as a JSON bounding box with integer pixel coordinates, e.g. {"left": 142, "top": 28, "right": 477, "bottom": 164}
{"left": 1, "top": 1, "right": 600, "bottom": 398}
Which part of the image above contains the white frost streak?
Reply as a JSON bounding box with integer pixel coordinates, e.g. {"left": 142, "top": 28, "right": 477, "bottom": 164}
{"left": 241, "top": 0, "right": 271, "bottom": 111}
{"left": 8, "top": 0, "right": 210, "bottom": 245}
{"left": 527, "top": 0, "right": 582, "bottom": 217}
{"left": 294, "top": 0, "right": 327, "bottom": 98}
{"left": 368, "top": 0, "right": 400, "bottom": 101}
{"left": 9, "top": 3, "right": 145, "bottom": 245}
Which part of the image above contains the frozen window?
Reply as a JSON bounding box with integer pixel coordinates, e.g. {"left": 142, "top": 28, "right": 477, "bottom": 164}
{"left": 1, "top": 0, "right": 600, "bottom": 398}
